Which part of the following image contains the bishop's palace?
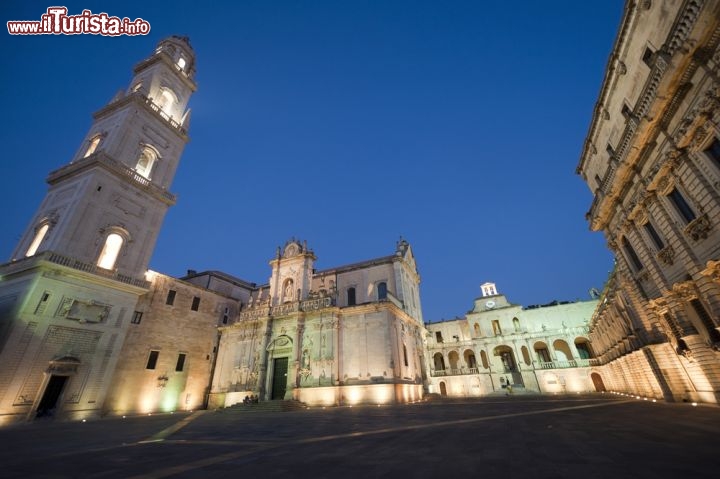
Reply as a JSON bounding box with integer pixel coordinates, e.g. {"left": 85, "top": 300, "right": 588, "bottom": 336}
{"left": 2, "top": 1, "right": 720, "bottom": 424}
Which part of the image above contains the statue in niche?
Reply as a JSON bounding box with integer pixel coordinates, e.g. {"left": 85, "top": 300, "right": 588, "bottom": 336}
{"left": 284, "top": 280, "right": 294, "bottom": 301}
{"left": 301, "top": 349, "right": 310, "bottom": 369}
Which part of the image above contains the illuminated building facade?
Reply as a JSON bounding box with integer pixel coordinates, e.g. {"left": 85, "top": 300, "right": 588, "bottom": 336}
{"left": 425, "top": 283, "right": 600, "bottom": 397}
{"left": 577, "top": 0, "right": 720, "bottom": 403}
{"left": 0, "top": 36, "right": 197, "bottom": 423}
{"left": 209, "top": 238, "right": 427, "bottom": 407}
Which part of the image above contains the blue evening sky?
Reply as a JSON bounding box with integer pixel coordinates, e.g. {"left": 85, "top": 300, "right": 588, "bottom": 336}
{"left": 1, "top": 1, "right": 622, "bottom": 321}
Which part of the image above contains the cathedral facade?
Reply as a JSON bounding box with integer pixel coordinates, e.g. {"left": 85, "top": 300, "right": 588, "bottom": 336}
{"left": 577, "top": 0, "right": 720, "bottom": 403}
{"left": 209, "top": 238, "right": 426, "bottom": 407}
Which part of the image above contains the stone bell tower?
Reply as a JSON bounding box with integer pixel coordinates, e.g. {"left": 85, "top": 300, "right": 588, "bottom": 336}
{"left": 0, "top": 37, "right": 196, "bottom": 424}
{"left": 11, "top": 36, "right": 196, "bottom": 279}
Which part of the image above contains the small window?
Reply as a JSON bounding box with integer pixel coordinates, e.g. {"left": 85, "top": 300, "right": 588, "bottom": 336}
{"left": 621, "top": 103, "right": 632, "bottom": 118}
{"left": 642, "top": 47, "right": 654, "bottom": 66}
{"left": 222, "top": 307, "right": 229, "bottom": 324}
{"left": 146, "top": 350, "right": 159, "bottom": 370}
{"left": 403, "top": 345, "right": 409, "bottom": 367}
{"left": 347, "top": 287, "right": 356, "bottom": 306}
{"left": 97, "top": 233, "right": 123, "bottom": 270}
{"left": 668, "top": 188, "right": 696, "bottom": 223}
{"left": 191, "top": 296, "right": 200, "bottom": 311}
{"left": 175, "top": 353, "right": 187, "bottom": 372}
{"left": 26, "top": 223, "right": 49, "bottom": 257}
{"left": 435, "top": 331, "right": 443, "bottom": 343}
{"left": 166, "top": 290, "right": 176, "bottom": 306}
{"left": 622, "top": 237, "right": 644, "bottom": 272}
{"left": 492, "top": 320, "right": 502, "bottom": 336}
{"left": 377, "top": 282, "right": 387, "bottom": 300}
{"left": 131, "top": 311, "right": 143, "bottom": 324}
{"left": 644, "top": 221, "right": 664, "bottom": 249}
{"left": 34, "top": 291, "right": 51, "bottom": 315}
{"left": 177, "top": 57, "right": 186, "bottom": 70}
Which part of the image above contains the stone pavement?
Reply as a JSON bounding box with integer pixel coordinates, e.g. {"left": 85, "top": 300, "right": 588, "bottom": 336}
{"left": 0, "top": 394, "right": 718, "bottom": 478}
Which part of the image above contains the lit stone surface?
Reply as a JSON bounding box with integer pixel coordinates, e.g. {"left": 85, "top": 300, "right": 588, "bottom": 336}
{"left": 577, "top": 1, "right": 720, "bottom": 403}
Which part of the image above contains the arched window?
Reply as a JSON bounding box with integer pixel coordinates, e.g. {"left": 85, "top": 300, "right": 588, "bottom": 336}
{"left": 347, "top": 287, "right": 356, "bottom": 306}
{"left": 448, "top": 351, "right": 460, "bottom": 370}
{"left": 135, "top": 146, "right": 158, "bottom": 179}
{"left": 473, "top": 323, "right": 481, "bottom": 337}
{"left": 433, "top": 352, "right": 445, "bottom": 371}
{"left": 97, "top": 233, "right": 124, "bottom": 270}
{"left": 403, "top": 344, "right": 409, "bottom": 367}
{"left": 377, "top": 282, "right": 387, "bottom": 300}
{"left": 84, "top": 135, "right": 101, "bottom": 158}
{"left": 156, "top": 88, "right": 177, "bottom": 118}
{"left": 26, "top": 223, "right": 49, "bottom": 257}
{"left": 513, "top": 317, "right": 521, "bottom": 332}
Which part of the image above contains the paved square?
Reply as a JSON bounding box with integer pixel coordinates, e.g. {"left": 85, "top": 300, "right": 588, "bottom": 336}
{"left": 0, "top": 395, "right": 717, "bottom": 478}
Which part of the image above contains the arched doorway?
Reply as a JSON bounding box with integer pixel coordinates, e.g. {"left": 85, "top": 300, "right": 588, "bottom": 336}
{"left": 591, "top": 373, "right": 606, "bottom": 392}
{"left": 439, "top": 381, "right": 447, "bottom": 396}
{"left": 575, "top": 337, "right": 594, "bottom": 359}
{"left": 552, "top": 339, "right": 573, "bottom": 362}
{"left": 448, "top": 351, "right": 460, "bottom": 371}
{"left": 433, "top": 353, "right": 446, "bottom": 372}
{"left": 463, "top": 349, "right": 477, "bottom": 370}
{"left": 493, "top": 345, "right": 517, "bottom": 372}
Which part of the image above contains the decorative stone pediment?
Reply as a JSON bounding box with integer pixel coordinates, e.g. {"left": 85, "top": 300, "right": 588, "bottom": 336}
{"left": 267, "top": 334, "right": 293, "bottom": 352}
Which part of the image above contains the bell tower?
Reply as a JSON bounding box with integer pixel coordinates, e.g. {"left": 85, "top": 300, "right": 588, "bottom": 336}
{"left": 11, "top": 36, "right": 196, "bottom": 280}
{"left": 0, "top": 37, "right": 196, "bottom": 424}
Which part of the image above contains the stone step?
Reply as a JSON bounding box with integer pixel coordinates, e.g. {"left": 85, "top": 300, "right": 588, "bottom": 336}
{"left": 226, "top": 400, "right": 308, "bottom": 413}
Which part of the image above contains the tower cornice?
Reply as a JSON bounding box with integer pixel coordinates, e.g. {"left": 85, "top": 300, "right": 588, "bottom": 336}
{"left": 46, "top": 151, "right": 177, "bottom": 206}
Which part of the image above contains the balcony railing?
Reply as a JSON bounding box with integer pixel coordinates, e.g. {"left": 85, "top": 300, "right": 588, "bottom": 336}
{"left": 238, "top": 296, "right": 335, "bottom": 321}
{"left": 1, "top": 251, "right": 150, "bottom": 289}
{"left": 430, "top": 367, "right": 479, "bottom": 377}
{"left": 536, "top": 358, "right": 595, "bottom": 369}
{"left": 47, "top": 152, "right": 176, "bottom": 205}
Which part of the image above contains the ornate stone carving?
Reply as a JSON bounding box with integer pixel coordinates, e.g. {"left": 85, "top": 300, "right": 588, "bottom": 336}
{"left": 700, "top": 259, "right": 720, "bottom": 281}
{"left": 684, "top": 213, "right": 712, "bottom": 241}
{"left": 657, "top": 244, "right": 676, "bottom": 265}
{"left": 672, "top": 280, "right": 697, "bottom": 301}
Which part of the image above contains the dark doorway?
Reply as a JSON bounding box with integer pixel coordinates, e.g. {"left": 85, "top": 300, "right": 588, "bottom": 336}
{"left": 591, "top": 373, "right": 606, "bottom": 392}
{"left": 439, "top": 381, "right": 447, "bottom": 396}
{"left": 36, "top": 375, "right": 68, "bottom": 418}
{"left": 271, "top": 357, "right": 289, "bottom": 400}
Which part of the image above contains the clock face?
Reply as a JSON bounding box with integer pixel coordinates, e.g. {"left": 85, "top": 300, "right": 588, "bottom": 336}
{"left": 485, "top": 300, "right": 495, "bottom": 309}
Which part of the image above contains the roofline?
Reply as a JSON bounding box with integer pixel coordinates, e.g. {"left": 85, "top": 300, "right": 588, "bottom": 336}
{"left": 180, "top": 269, "right": 257, "bottom": 289}
{"left": 576, "top": 0, "right": 637, "bottom": 175}
{"left": 314, "top": 254, "right": 396, "bottom": 276}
